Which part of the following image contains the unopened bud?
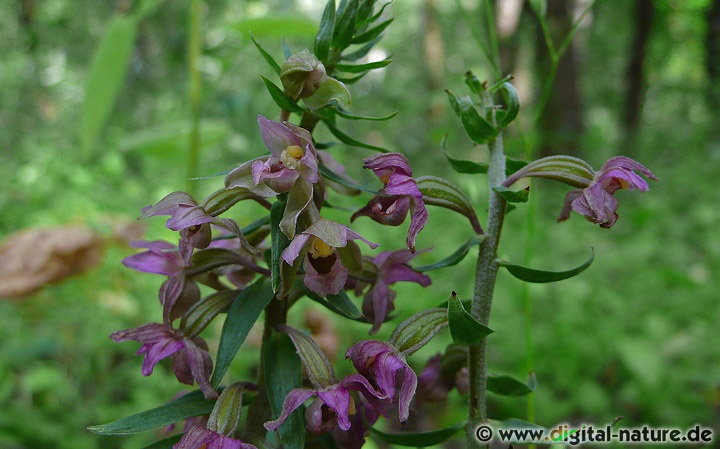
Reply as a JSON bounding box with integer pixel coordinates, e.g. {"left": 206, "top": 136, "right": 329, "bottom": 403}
{"left": 388, "top": 308, "right": 448, "bottom": 356}
{"left": 207, "top": 382, "right": 248, "bottom": 436}
{"left": 281, "top": 50, "right": 327, "bottom": 99}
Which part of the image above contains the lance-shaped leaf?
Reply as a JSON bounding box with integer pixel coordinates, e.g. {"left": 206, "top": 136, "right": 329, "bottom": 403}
{"left": 211, "top": 278, "right": 274, "bottom": 387}
{"left": 442, "top": 135, "right": 489, "bottom": 174}
{"left": 333, "top": 0, "right": 358, "bottom": 49}
{"left": 335, "top": 58, "right": 391, "bottom": 73}
{"left": 334, "top": 107, "right": 397, "bottom": 121}
{"left": 446, "top": 90, "right": 497, "bottom": 144}
{"left": 502, "top": 155, "right": 594, "bottom": 188}
{"left": 497, "top": 82, "right": 520, "bottom": 128}
{"left": 320, "top": 118, "right": 390, "bottom": 152}
{"left": 250, "top": 33, "right": 281, "bottom": 75}
{"left": 498, "top": 249, "right": 594, "bottom": 283}
{"left": 201, "top": 186, "right": 269, "bottom": 216}
{"left": 493, "top": 186, "right": 530, "bottom": 203}
{"left": 303, "top": 77, "right": 351, "bottom": 109}
{"left": 415, "top": 236, "right": 485, "bottom": 272}
{"left": 303, "top": 287, "right": 364, "bottom": 320}
{"left": 389, "top": 308, "right": 448, "bottom": 356}
{"left": 487, "top": 375, "right": 533, "bottom": 396}
{"left": 351, "top": 18, "right": 393, "bottom": 44}
{"left": 278, "top": 324, "right": 336, "bottom": 388}
{"left": 260, "top": 75, "right": 305, "bottom": 113}
{"left": 368, "top": 422, "right": 464, "bottom": 447}
{"left": 464, "top": 70, "right": 483, "bottom": 95}
{"left": 88, "top": 389, "right": 216, "bottom": 435}
{"left": 271, "top": 200, "right": 291, "bottom": 293}
{"left": 181, "top": 290, "right": 238, "bottom": 337}
{"left": 448, "top": 292, "right": 493, "bottom": 345}
{"left": 506, "top": 156, "right": 529, "bottom": 175}
{"left": 342, "top": 37, "right": 380, "bottom": 61}
{"left": 416, "top": 175, "right": 483, "bottom": 234}
{"left": 315, "top": 0, "right": 336, "bottom": 61}
{"left": 188, "top": 248, "right": 254, "bottom": 275}
{"left": 264, "top": 332, "right": 305, "bottom": 449}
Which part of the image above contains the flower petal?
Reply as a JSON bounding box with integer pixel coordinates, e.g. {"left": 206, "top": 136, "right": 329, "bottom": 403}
{"left": 258, "top": 115, "right": 302, "bottom": 156}
{"left": 282, "top": 233, "right": 312, "bottom": 265}
{"left": 264, "top": 388, "right": 316, "bottom": 431}
{"left": 317, "top": 387, "right": 352, "bottom": 431}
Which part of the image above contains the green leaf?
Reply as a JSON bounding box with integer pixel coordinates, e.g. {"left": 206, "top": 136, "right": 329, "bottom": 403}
{"left": 141, "top": 434, "right": 183, "bottom": 449}
{"left": 415, "top": 236, "right": 485, "bottom": 272}
{"left": 318, "top": 164, "right": 379, "bottom": 194}
{"left": 498, "top": 82, "right": 520, "bottom": 128}
{"left": 304, "top": 287, "right": 364, "bottom": 320}
{"left": 529, "top": 0, "right": 547, "bottom": 17}
{"left": 270, "top": 200, "right": 290, "bottom": 293}
{"left": 211, "top": 278, "right": 274, "bottom": 387}
{"left": 342, "top": 37, "right": 380, "bottom": 61}
{"left": 351, "top": 18, "right": 393, "bottom": 44}
{"left": 446, "top": 90, "right": 497, "bottom": 144}
{"left": 416, "top": 176, "right": 483, "bottom": 234}
{"left": 303, "top": 77, "right": 352, "bottom": 109}
{"left": 335, "top": 58, "right": 391, "bottom": 73}
{"left": 132, "top": 0, "right": 166, "bottom": 19}
{"left": 493, "top": 185, "right": 530, "bottom": 203}
{"left": 335, "top": 108, "right": 397, "bottom": 121}
{"left": 441, "top": 135, "right": 488, "bottom": 174}
{"left": 464, "top": 70, "right": 483, "bottom": 95}
{"left": 81, "top": 14, "right": 138, "bottom": 156}
{"left": 250, "top": 33, "right": 282, "bottom": 75}
{"left": 487, "top": 375, "right": 533, "bottom": 396}
{"left": 260, "top": 75, "right": 305, "bottom": 113}
{"left": 320, "top": 118, "right": 390, "bottom": 152}
{"left": 389, "top": 308, "right": 448, "bottom": 356}
{"left": 315, "top": 0, "right": 336, "bottom": 60}
{"left": 88, "top": 389, "right": 214, "bottom": 435}
{"left": 264, "top": 332, "right": 305, "bottom": 449}
{"left": 506, "top": 156, "right": 528, "bottom": 175}
{"left": 333, "top": 0, "right": 359, "bottom": 49}
{"left": 334, "top": 71, "right": 371, "bottom": 84}
{"left": 369, "top": 423, "right": 463, "bottom": 446}
{"left": 499, "top": 249, "right": 594, "bottom": 283}
{"left": 448, "top": 293, "right": 493, "bottom": 345}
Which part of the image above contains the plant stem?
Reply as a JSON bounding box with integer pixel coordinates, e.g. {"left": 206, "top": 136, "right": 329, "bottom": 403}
{"left": 186, "top": 0, "right": 202, "bottom": 196}
{"left": 467, "top": 94, "right": 507, "bottom": 448}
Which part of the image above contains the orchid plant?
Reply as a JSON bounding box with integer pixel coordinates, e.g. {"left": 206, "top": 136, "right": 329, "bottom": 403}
{"left": 91, "top": 2, "right": 656, "bottom": 448}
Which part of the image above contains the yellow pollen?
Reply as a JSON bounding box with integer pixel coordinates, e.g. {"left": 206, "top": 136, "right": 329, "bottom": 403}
{"left": 348, "top": 396, "right": 357, "bottom": 415}
{"left": 310, "top": 238, "right": 334, "bottom": 259}
{"left": 379, "top": 173, "right": 391, "bottom": 184}
{"left": 618, "top": 179, "right": 629, "bottom": 189}
{"left": 365, "top": 355, "right": 376, "bottom": 369}
{"left": 285, "top": 145, "right": 304, "bottom": 159}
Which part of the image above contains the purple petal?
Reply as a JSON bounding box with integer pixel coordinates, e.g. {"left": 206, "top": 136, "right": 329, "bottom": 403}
{"left": 363, "top": 153, "right": 413, "bottom": 178}
{"left": 317, "top": 387, "right": 352, "bottom": 431}
{"left": 406, "top": 197, "right": 429, "bottom": 252}
{"left": 282, "top": 233, "right": 312, "bottom": 265}
{"left": 341, "top": 373, "right": 387, "bottom": 399}
{"left": 300, "top": 145, "right": 319, "bottom": 184}
{"left": 345, "top": 228, "right": 379, "bottom": 250}
{"left": 373, "top": 351, "right": 406, "bottom": 399}
{"left": 351, "top": 195, "right": 411, "bottom": 226}
{"left": 600, "top": 156, "right": 657, "bottom": 181}
{"left": 258, "top": 115, "right": 301, "bottom": 156}
{"left": 396, "top": 361, "right": 418, "bottom": 424}
{"left": 381, "top": 263, "right": 431, "bottom": 287}
{"left": 264, "top": 388, "right": 316, "bottom": 431}
{"left": 164, "top": 205, "right": 214, "bottom": 231}
{"left": 252, "top": 158, "right": 301, "bottom": 193}
{"left": 179, "top": 338, "right": 217, "bottom": 399}
{"left": 363, "top": 283, "right": 393, "bottom": 334}
{"left": 141, "top": 336, "right": 185, "bottom": 376}
{"left": 304, "top": 255, "right": 348, "bottom": 297}
{"left": 225, "top": 157, "right": 279, "bottom": 197}
{"left": 140, "top": 192, "right": 198, "bottom": 218}
{"left": 122, "top": 248, "right": 183, "bottom": 276}
{"left": 599, "top": 168, "right": 649, "bottom": 193}
{"left": 174, "top": 426, "right": 216, "bottom": 449}
{"left": 385, "top": 176, "right": 422, "bottom": 199}
{"left": 557, "top": 190, "right": 582, "bottom": 222}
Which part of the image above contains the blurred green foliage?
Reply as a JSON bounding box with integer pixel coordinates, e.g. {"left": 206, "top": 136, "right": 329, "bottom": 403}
{"left": 1, "top": 0, "right": 719, "bottom": 448}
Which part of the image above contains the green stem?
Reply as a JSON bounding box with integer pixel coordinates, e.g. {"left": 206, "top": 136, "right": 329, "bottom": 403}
{"left": 186, "top": 0, "right": 202, "bottom": 196}
{"left": 467, "top": 93, "right": 507, "bottom": 449}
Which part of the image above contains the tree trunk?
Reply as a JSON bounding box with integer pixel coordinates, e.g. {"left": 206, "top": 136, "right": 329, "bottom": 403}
{"left": 623, "top": 0, "right": 654, "bottom": 137}
{"left": 536, "top": 0, "right": 584, "bottom": 156}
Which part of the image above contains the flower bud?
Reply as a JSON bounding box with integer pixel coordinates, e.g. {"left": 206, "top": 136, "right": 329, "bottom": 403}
{"left": 388, "top": 308, "right": 448, "bottom": 355}
{"left": 281, "top": 49, "right": 327, "bottom": 99}
{"left": 207, "top": 382, "right": 248, "bottom": 436}
{"left": 180, "top": 290, "right": 237, "bottom": 337}
{"left": 278, "top": 324, "right": 336, "bottom": 388}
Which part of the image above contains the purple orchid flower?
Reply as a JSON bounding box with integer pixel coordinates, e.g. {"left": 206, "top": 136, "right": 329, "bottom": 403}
{"left": 363, "top": 249, "right": 432, "bottom": 334}
{"left": 174, "top": 425, "right": 257, "bottom": 449}
{"left": 346, "top": 340, "right": 418, "bottom": 424}
{"left": 141, "top": 192, "right": 215, "bottom": 248}
{"left": 123, "top": 240, "right": 200, "bottom": 322}
{"left": 558, "top": 156, "right": 658, "bottom": 228}
{"left": 353, "top": 153, "right": 428, "bottom": 252}
{"left": 110, "top": 323, "right": 216, "bottom": 399}
{"left": 264, "top": 374, "right": 383, "bottom": 432}
{"left": 282, "top": 219, "right": 379, "bottom": 297}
